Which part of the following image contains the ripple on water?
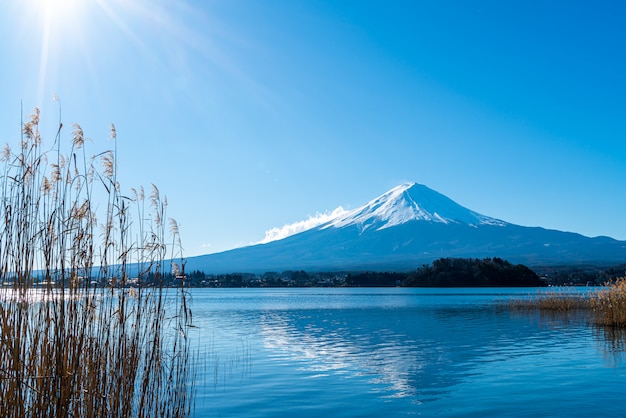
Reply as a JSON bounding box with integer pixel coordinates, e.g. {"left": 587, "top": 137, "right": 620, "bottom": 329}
{"left": 190, "top": 288, "right": 626, "bottom": 417}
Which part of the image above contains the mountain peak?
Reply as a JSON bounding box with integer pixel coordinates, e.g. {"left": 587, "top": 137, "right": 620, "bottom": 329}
{"left": 323, "top": 182, "right": 506, "bottom": 232}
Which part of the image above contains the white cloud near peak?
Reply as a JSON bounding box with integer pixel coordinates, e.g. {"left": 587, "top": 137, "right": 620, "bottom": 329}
{"left": 259, "top": 206, "right": 348, "bottom": 244}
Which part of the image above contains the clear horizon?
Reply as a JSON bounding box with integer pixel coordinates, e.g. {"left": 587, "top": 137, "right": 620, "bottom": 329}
{"left": 1, "top": 0, "right": 625, "bottom": 256}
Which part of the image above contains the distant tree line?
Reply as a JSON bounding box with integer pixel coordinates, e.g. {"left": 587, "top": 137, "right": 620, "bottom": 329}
{"left": 533, "top": 263, "right": 626, "bottom": 286}
{"left": 403, "top": 257, "right": 543, "bottom": 287}
{"left": 345, "top": 258, "right": 544, "bottom": 287}
{"left": 179, "top": 258, "right": 552, "bottom": 288}
{"left": 96, "top": 260, "right": 625, "bottom": 288}
{"left": 345, "top": 272, "right": 406, "bottom": 287}
{"left": 183, "top": 270, "right": 344, "bottom": 288}
{"left": 26, "top": 260, "right": 621, "bottom": 289}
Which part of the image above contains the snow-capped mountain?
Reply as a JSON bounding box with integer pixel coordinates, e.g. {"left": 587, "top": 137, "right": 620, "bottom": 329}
{"left": 321, "top": 182, "right": 506, "bottom": 232}
{"left": 186, "top": 183, "right": 626, "bottom": 273}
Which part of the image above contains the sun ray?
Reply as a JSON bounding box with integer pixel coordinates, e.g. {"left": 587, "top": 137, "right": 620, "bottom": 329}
{"left": 37, "top": 6, "right": 52, "bottom": 105}
{"left": 22, "top": 0, "right": 90, "bottom": 103}
{"left": 17, "top": 0, "right": 226, "bottom": 115}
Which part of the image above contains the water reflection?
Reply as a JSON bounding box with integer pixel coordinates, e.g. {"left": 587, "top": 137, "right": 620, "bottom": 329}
{"left": 510, "top": 304, "right": 626, "bottom": 367}
{"left": 259, "top": 310, "right": 427, "bottom": 399}
{"left": 591, "top": 326, "right": 626, "bottom": 368}
{"left": 191, "top": 289, "right": 626, "bottom": 417}
{"left": 255, "top": 304, "right": 582, "bottom": 403}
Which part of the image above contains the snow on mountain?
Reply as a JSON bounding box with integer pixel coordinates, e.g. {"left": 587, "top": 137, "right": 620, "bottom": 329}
{"left": 322, "top": 182, "right": 506, "bottom": 232}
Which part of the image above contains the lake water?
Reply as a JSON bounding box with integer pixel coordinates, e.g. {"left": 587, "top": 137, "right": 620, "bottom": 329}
{"left": 188, "top": 288, "right": 626, "bottom": 417}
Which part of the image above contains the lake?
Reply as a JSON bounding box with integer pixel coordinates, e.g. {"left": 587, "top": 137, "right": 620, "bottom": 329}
{"left": 187, "top": 287, "right": 626, "bottom": 417}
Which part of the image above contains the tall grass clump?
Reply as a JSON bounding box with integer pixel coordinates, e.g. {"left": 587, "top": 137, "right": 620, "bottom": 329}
{"left": 511, "top": 279, "right": 626, "bottom": 328}
{"left": 509, "top": 288, "right": 589, "bottom": 313}
{"left": 592, "top": 278, "right": 626, "bottom": 327}
{"left": 0, "top": 107, "right": 193, "bottom": 417}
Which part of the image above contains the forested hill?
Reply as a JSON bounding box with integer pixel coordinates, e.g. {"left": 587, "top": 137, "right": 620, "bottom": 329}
{"left": 346, "top": 258, "right": 544, "bottom": 287}
{"left": 405, "top": 257, "right": 543, "bottom": 287}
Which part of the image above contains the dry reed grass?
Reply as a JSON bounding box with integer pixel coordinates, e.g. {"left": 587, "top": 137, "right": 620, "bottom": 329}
{"left": 592, "top": 278, "right": 626, "bottom": 327}
{"left": 510, "top": 288, "right": 590, "bottom": 312}
{"left": 511, "top": 279, "right": 626, "bottom": 328}
{"left": 0, "top": 108, "right": 193, "bottom": 417}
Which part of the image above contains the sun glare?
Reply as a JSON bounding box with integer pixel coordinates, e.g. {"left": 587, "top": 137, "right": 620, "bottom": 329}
{"left": 37, "top": 0, "right": 86, "bottom": 25}
{"left": 19, "top": 0, "right": 96, "bottom": 103}
{"left": 15, "top": 0, "right": 207, "bottom": 107}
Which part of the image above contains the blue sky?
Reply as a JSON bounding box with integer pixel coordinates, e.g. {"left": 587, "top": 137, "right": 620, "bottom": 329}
{"left": 1, "top": 0, "right": 625, "bottom": 256}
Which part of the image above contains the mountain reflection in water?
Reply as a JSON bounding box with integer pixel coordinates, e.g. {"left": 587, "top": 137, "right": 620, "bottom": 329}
{"left": 191, "top": 288, "right": 626, "bottom": 417}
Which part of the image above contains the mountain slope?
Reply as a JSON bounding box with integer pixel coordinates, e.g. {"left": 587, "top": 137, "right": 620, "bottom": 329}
{"left": 186, "top": 183, "right": 626, "bottom": 273}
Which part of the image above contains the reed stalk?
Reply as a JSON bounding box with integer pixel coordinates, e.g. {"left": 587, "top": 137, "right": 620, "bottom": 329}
{"left": 0, "top": 108, "right": 193, "bottom": 417}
